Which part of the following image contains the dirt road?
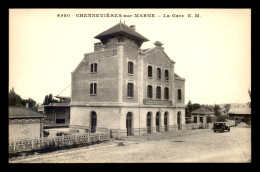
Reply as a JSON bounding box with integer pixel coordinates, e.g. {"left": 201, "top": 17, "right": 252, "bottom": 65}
{"left": 9, "top": 127, "right": 251, "bottom": 163}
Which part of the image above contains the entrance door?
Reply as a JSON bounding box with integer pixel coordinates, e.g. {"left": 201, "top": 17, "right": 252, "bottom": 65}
{"left": 147, "top": 112, "right": 152, "bottom": 133}
{"left": 91, "top": 111, "right": 97, "bottom": 133}
{"left": 156, "top": 112, "right": 160, "bottom": 132}
{"left": 177, "top": 112, "right": 181, "bottom": 130}
{"left": 164, "top": 112, "right": 168, "bottom": 131}
{"left": 126, "top": 112, "right": 132, "bottom": 136}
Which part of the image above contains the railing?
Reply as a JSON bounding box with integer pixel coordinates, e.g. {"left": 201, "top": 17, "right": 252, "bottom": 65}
{"left": 9, "top": 131, "right": 109, "bottom": 153}
{"left": 47, "top": 103, "right": 70, "bottom": 107}
{"left": 143, "top": 99, "right": 172, "bottom": 105}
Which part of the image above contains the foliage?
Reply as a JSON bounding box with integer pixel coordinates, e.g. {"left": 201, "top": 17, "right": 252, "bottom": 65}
{"left": 8, "top": 87, "right": 23, "bottom": 106}
{"left": 43, "top": 130, "right": 50, "bottom": 137}
{"left": 56, "top": 132, "right": 69, "bottom": 136}
{"left": 9, "top": 87, "right": 37, "bottom": 109}
{"left": 43, "top": 94, "right": 59, "bottom": 105}
{"left": 214, "top": 104, "right": 221, "bottom": 116}
{"left": 224, "top": 104, "right": 231, "bottom": 113}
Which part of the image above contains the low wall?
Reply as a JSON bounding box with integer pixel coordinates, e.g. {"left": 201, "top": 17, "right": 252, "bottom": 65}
{"left": 9, "top": 131, "right": 109, "bottom": 154}
{"left": 185, "top": 123, "right": 214, "bottom": 130}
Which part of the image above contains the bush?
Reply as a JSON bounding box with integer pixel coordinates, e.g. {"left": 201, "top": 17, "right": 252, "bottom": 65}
{"left": 43, "top": 130, "right": 50, "bottom": 137}
{"left": 56, "top": 132, "right": 69, "bottom": 136}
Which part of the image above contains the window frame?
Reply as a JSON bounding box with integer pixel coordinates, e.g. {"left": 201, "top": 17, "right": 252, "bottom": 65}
{"left": 90, "top": 63, "right": 98, "bottom": 73}
{"left": 127, "top": 82, "right": 134, "bottom": 98}
{"left": 147, "top": 85, "right": 153, "bottom": 99}
{"left": 128, "top": 61, "right": 134, "bottom": 75}
{"left": 165, "top": 69, "right": 169, "bottom": 81}
{"left": 164, "top": 87, "right": 169, "bottom": 100}
{"left": 156, "top": 86, "right": 161, "bottom": 99}
{"left": 156, "top": 67, "right": 161, "bottom": 80}
{"left": 90, "top": 82, "right": 97, "bottom": 96}
{"left": 148, "top": 65, "right": 153, "bottom": 78}
{"left": 177, "top": 88, "right": 182, "bottom": 101}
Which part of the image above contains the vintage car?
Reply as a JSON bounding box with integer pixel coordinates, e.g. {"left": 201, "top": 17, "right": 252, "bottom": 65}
{"left": 213, "top": 122, "right": 231, "bottom": 132}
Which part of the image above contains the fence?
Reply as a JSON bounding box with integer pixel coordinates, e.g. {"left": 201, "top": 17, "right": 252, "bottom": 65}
{"left": 185, "top": 123, "right": 214, "bottom": 130}
{"left": 9, "top": 131, "right": 109, "bottom": 154}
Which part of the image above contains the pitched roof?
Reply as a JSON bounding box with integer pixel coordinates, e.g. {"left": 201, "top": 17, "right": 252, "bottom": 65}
{"left": 174, "top": 73, "right": 185, "bottom": 80}
{"left": 9, "top": 106, "right": 46, "bottom": 118}
{"left": 191, "top": 108, "right": 214, "bottom": 115}
{"left": 228, "top": 108, "right": 251, "bottom": 115}
{"left": 94, "top": 23, "right": 149, "bottom": 42}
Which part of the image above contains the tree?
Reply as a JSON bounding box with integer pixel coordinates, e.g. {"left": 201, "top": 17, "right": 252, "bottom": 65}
{"left": 9, "top": 87, "right": 23, "bottom": 106}
{"left": 214, "top": 104, "right": 221, "bottom": 116}
{"left": 224, "top": 104, "right": 231, "bottom": 113}
{"left": 185, "top": 100, "right": 193, "bottom": 117}
{"left": 43, "top": 95, "right": 49, "bottom": 105}
{"left": 48, "top": 94, "right": 53, "bottom": 104}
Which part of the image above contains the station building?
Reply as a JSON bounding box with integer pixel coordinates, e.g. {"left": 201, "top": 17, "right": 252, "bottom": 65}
{"left": 69, "top": 22, "right": 186, "bottom": 137}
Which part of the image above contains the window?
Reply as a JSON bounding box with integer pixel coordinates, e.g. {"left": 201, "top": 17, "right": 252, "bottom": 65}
{"left": 165, "top": 70, "right": 169, "bottom": 81}
{"left": 91, "top": 63, "right": 97, "bottom": 73}
{"left": 147, "top": 85, "right": 153, "bottom": 98}
{"left": 127, "top": 83, "right": 134, "bottom": 97}
{"left": 200, "top": 117, "right": 203, "bottom": 123}
{"left": 164, "top": 87, "right": 169, "bottom": 100}
{"left": 128, "top": 61, "right": 134, "bottom": 74}
{"left": 148, "top": 66, "right": 152, "bottom": 78}
{"left": 156, "top": 86, "right": 161, "bottom": 99}
{"left": 157, "top": 68, "right": 161, "bottom": 80}
{"left": 90, "top": 83, "right": 97, "bottom": 95}
{"left": 194, "top": 117, "right": 197, "bottom": 123}
{"left": 177, "top": 89, "right": 182, "bottom": 101}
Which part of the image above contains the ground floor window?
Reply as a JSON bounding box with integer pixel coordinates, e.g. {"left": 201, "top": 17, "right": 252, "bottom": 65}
{"left": 56, "top": 119, "right": 65, "bottom": 124}
{"left": 194, "top": 116, "right": 197, "bottom": 123}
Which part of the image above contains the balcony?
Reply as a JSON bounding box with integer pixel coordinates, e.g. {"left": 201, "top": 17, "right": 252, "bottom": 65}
{"left": 143, "top": 99, "right": 172, "bottom": 105}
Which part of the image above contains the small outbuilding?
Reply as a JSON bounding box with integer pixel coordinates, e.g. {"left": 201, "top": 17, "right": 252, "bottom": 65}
{"left": 9, "top": 106, "right": 46, "bottom": 141}
{"left": 191, "top": 108, "right": 214, "bottom": 124}
{"left": 228, "top": 108, "right": 251, "bottom": 125}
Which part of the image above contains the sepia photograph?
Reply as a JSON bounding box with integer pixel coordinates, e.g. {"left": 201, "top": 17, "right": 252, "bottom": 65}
{"left": 8, "top": 8, "right": 251, "bottom": 163}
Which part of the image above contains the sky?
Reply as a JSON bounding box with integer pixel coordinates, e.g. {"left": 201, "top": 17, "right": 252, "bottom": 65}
{"left": 9, "top": 9, "right": 251, "bottom": 105}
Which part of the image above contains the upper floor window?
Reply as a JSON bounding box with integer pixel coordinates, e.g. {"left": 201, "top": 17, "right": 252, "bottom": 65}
{"left": 127, "top": 83, "right": 134, "bottom": 97}
{"left": 128, "top": 61, "right": 134, "bottom": 74}
{"left": 177, "top": 89, "right": 182, "bottom": 101}
{"left": 156, "top": 86, "right": 161, "bottom": 99}
{"left": 90, "top": 82, "right": 97, "bottom": 95}
{"left": 164, "top": 87, "right": 169, "bottom": 100}
{"left": 91, "top": 63, "right": 97, "bottom": 73}
{"left": 165, "top": 70, "right": 169, "bottom": 81}
{"left": 148, "top": 66, "right": 153, "bottom": 78}
{"left": 157, "top": 68, "right": 161, "bottom": 80}
{"left": 147, "top": 85, "right": 153, "bottom": 99}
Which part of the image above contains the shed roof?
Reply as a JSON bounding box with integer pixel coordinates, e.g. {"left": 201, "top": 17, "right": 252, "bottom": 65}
{"left": 191, "top": 108, "right": 214, "bottom": 115}
{"left": 174, "top": 73, "right": 185, "bottom": 80}
{"left": 94, "top": 23, "right": 149, "bottom": 42}
{"left": 9, "top": 106, "right": 46, "bottom": 118}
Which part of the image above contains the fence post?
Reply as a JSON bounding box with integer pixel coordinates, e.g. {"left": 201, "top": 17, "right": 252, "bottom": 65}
{"left": 32, "top": 138, "right": 34, "bottom": 150}
{"left": 13, "top": 138, "right": 16, "bottom": 153}
{"left": 98, "top": 133, "right": 100, "bottom": 141}
{"left": 62, "top": 134, "right": 64, "bottom": 147}
{"left": 87, "top": 132, "right": 89, "bottom": 143}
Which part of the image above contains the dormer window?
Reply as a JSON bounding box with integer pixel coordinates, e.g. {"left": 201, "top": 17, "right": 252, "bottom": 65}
{"left": 91, "top": 63, "right": 97, "bottom": 73}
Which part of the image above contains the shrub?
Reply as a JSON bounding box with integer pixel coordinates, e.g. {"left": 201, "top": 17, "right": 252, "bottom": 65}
{"left": 43, "top": 130, "right": 49, "bottom": 137}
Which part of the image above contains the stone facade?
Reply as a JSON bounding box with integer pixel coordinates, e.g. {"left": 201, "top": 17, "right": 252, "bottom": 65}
{"left": 70, "top": 23, "right": 186, "bottom": 137}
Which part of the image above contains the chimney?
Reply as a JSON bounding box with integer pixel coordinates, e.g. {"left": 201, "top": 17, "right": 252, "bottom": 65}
{"left": 130, "top": 25, "right": 136, "bottom": 31}
{"left": 94, "top": 42, "right": 104, "bottom": 51}
{"left": 26, "top": 103, "right": 29, "bottom": 108}
{"left": 154, "top": 41, "right": 163, "bottom": 47}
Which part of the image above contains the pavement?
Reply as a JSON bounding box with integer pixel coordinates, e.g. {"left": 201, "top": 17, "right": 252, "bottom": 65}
{"left": 9, "top": 126, "right": 251, "bottom": 163}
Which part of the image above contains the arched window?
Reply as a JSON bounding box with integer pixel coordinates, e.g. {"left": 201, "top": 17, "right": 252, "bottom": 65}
{"left": 148, "top": 66, "right": 153, "bottom": 78}
{"left": 164, "top": 87, "right": 169, "bottom": 100}
{"left": 127, "top": 83, "right": 134, "bottom": 97}
{"left": 90, "top": 82, "right": 97, "bottom": 95}
{"left": 156, "top": 86, "right": 161, "bottom": 99}
{"left": 165, "top": 70, "right": 169, "bottom": 81}
{"left": 128, "top": 61, "right": 134, "bottom": 74}
{"left": 157, "top": 68, "right": 161, "bottom": 80}
{"left": 147, "top": 85, "right": 153, "bottom": 98}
